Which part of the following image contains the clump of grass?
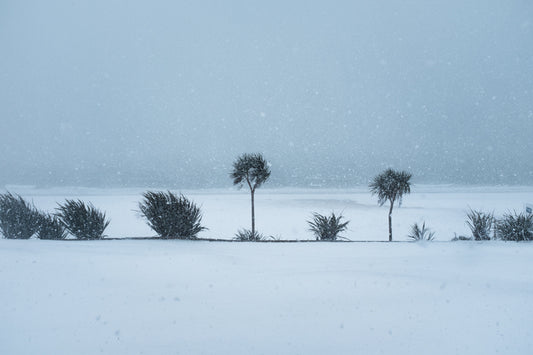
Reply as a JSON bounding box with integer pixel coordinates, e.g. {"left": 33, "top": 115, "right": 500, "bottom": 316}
{"left": 466, "top": 209, "right": 494, "bottom": 240}
{"left": 0, "top": 192, "right": 40, "bottom": 239}
{"left": 308, "top": 212, "right": 350, "bottom": 241}
{"left": 451, "top": 233, "right": 472, "bottom": 241}
{"left": 234, "top": 229, "right": 270, "bottom": 241}
{"left": 407, "top": 222, "right": 435, "bottom": 241}
{"left": 56, "top": 200, "right": 110, "bottom": 240}
{"left": 496, "top": 211, "right": 533, "bottom": 241}
{"left": 139, "top": 191, "right": 206, "bottom": 239}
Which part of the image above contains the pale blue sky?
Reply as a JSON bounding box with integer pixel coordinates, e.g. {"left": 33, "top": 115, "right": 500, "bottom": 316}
{"left": 1, "top": 1, "right": 532, "bottom": 187}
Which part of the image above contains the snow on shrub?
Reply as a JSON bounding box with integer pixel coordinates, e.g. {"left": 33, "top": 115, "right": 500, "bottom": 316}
{"left": 56, "top": 199, "right": 110, "bottom": 239}
{"left": 466, "top": 209, "right": 494, "bottom": 240}
{"left": 234, "top": 229, "right": 268, "bottom": 241}
{"left": 0, "top": 192, "right": 40, "bottom": 239}
{"left": 138, "top": 191, "right": 206, "bottom": 239}
{"left": 37, "top": 212, "right": 68, "bottom": 240}
{"left": 496, "top": 212, "right": 533, "bottom": 241}
{"left": 407, "top": 222, "right": 435, "bottom": 241}
{"left": 307, "top": 212, "right": 350, "bottom": 241}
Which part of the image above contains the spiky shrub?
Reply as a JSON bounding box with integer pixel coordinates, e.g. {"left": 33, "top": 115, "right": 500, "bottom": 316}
{"left": 466, "top": 209, "right": 494, "bottom": 240}
{"left": 36, "top": 212, "right": 68, "bottom": 240}
{"left": 234, "top": 229, "right": 266, "bottom": 241}
{"left": 308, "top": 212, "right": 350, "bottom": 241}
{"left": 0, "top": 192, "right": 40, "bottom": 239}
{"left": 496, "top": 212, "right": 533, "bottom": 241}
{"left": 407, "top": 222, "right": 435, "bottom": 241}
{"left": 56, "top": 200, "right": 110, "bottom": 239}
{"left": 369, "top": 168, "right": 412, "bottom": 241}
{"left": 451, "top": 233, "right": 472, "bottom": 241}
{"left": 139, "top": 191, "right": 206, "bottom": 239}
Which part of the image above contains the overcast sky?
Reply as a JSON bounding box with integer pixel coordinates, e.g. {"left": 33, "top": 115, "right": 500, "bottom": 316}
{"left": 1, "top": 1, "right": 532, "bottom": 187}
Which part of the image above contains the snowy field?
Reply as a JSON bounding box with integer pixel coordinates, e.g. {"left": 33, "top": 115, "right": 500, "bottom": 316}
{"left": 1, "top": 186, "right": 533, "bottom": 354}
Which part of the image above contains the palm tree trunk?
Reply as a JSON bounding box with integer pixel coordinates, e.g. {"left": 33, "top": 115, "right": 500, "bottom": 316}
{"left": 388, "top": 202, "right": 394, "bottom": 241}
{"left": 251, "top": 189, "right": 255, "bottom": 236}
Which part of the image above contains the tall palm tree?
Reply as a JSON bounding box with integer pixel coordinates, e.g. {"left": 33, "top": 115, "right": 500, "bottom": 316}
{"left": 369, "top": 168, "right": 412, "bottom": 241}
{"left": 231, "top": 153, "right": 271, "bottom": 237}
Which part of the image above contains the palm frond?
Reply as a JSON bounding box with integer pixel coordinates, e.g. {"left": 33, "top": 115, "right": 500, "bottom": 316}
{"left": 369, "top": 168, "right": 412, "bottom": 207}
{"left": 230, "top": 153, "right": 271, "bottom": 190}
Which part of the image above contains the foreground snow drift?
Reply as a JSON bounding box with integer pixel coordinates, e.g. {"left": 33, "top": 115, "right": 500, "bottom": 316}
{"left": 1, "top": 239, "right": 532, "bottom": 355}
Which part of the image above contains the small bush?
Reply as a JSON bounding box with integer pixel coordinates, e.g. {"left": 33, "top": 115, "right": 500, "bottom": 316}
{"left": 139, "top": 191, "right": 206, "bottom": 239}
{"left": 0, "top": 192, "right": 40, "bottom": 239}
{"left": 451, "top": 233, "right": 472, "bottom": 241}
{"left": 407, "top": 222, "right": 435, "bottom": 241}
{"left": 308, "top": 212, "right": 349, "bottom": 241}
{"left": 36, "top": 212, "right": 68, "bottom": 240}
{"left": 466, "top": 209, "right": 494, "bottom": 240}
{"left": 496, "top": 212, "right": 533, "bottom": 241}
{"left": 56, "top": 200, "right": 110, "bottom": 239}
{"left": 234, "top": 229, "right": 267, "bottom": 241}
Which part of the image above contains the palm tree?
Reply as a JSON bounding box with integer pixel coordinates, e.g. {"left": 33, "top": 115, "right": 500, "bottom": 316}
{"left": 231, "top": 153, "right": 271, "bottom": 238}
{"left": 369, "top": 168, "right": 412, "bottom": 241}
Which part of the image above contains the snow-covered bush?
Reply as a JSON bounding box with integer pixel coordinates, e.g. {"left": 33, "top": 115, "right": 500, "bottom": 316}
{"left": 407, "top": 222, "right": 435, "bottom": 241}
{"left": 56, "top": 200, "right": 110, "bottom": 239}
{"left": 496, "top": 212, "right": 533, "bottom": 241}
{"left": 37, "top": 212, "right": 68, "bottom": 240}
{"left": 308, "top": 212, "right": 350, "bottom": 241}
{"left": 451, "top": 233, "right": 472, "bottom": 241}
{"left": 0, "top": 192, "right": 40, "bottom": 239}
{"left": 465, "top": 209, "right": 494, "bottom": 240}
{"left": 234, "top": 229, "right": 267, "bottom": 241}
{"left": 138, "top": 191, "right": 206, "bottom": 239}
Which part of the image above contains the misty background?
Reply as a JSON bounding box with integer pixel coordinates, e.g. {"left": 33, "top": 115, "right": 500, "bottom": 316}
{"left": 1, "top": 1, "right": 532, "bottom": 188}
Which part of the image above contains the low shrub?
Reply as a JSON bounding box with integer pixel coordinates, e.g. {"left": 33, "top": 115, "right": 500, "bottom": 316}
{"left": 466, "top": 209, "right": 494, "bottom": 240}
{"left": 496, "top": 212, "right": 533, "bottom": 241}
{"left": 407, "top": 222, "right": 435, "bottom": 241}
{"left": 451, "top": 233, "right": 472, "bottom": 241}
{"left": 37, "top": 212, "right": 68, "bottom": 240}
{"left": 234, "top": 229, "right": 267, "bottom": 241}
{"left": 56, "top": 200, "right": 110, "bottom": 239}
{"left": 0, "top": 192, "right": 40, "bottom": 239}
{"left": 308, "top": 212, "right": 349, "bottom": 241}
{"left": 139, "top": 191, "right": 206, "bottom": 239}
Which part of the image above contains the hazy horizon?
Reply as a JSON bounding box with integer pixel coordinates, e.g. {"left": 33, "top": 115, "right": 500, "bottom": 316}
{"left": 1, "top": 1, "right": 532, "bottom": 188}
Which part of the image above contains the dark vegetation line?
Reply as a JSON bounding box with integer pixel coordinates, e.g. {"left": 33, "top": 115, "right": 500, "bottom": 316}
{"left": 1, "top": 157, "right": 532, "bottom": 242}
{"left": 44, "top": 237, "right": 411, "bottom": 243}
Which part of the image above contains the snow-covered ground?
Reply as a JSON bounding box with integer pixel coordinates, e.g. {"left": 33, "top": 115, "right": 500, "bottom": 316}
{"left": 1, "top": 186, "right": 533, "bottom": 354}
{"left": 1, "top": 240, "right": 533, "bottom": 355}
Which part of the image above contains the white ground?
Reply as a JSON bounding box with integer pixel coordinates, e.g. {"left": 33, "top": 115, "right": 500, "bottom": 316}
{"left": 1, "top": 186, "right": 533, "bottom": 354}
